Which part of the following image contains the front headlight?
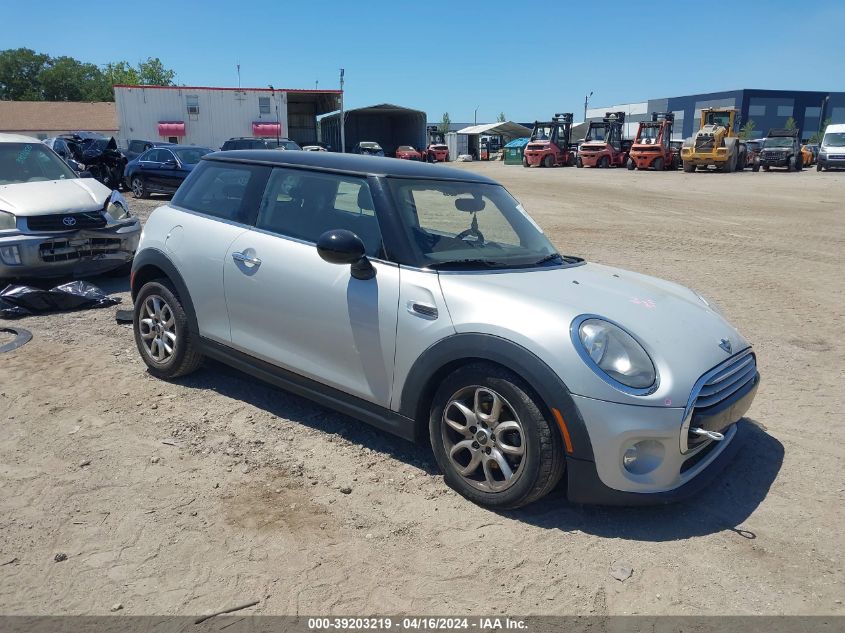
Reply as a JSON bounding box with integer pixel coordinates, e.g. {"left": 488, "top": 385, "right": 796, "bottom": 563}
{"left": 104, "top": 192, "right": 131, "bottom": 221}
{"left": 0, "top": 210, "right": 16, "bottom": 230}
{"left": 573, "top": 316, "right": 656, "bottom": 393}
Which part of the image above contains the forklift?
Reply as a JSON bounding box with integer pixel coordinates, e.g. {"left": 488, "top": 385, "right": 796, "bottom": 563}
{"left": 577, "top": 111, "right": 629, "bottom": 168}
{"left": 627, "top": 112, "right": 679, "bottom": 171}
{"left": 522, "top": 113, "right": 576, "bottom": 167}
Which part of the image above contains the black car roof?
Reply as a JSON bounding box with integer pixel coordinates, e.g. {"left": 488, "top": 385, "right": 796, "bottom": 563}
{"left": 203, "top": 150, "right": 498, "bottom": 183}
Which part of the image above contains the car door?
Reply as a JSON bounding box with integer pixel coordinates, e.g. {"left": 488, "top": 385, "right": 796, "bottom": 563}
{"left": 158, "top": 148, "right": 185, "bottom": 192}
{"left": 167, "top": 160, "right": 270, "bottom": 343}
{"left": 138, "top": 148, "right": 165, "bottom": 189}
{"left": 223, "top": 168, "right": 400, "bottom": 406}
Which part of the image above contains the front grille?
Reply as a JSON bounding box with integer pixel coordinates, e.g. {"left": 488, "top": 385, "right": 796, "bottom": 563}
{"left": 828, "top": 154, "right": 845, "bottom": 159}
{"left": 27, "top": 212, "right": 106, "bottom": 232}
{"left": 762, "top": 150, "right": 787, "bottom": 160}
{"left": 633, "top": 146, "right": 661, "bottom": 152}
{"left": 686, "top": 351, "right": 757, "bottom": 449}
{"left": 580, "top": 145, "right": 604, "bottom": 153}
{"left": 694, "top": 137, "right": 715, "bottom": 151}
{"left": 526, "top": 144, "right": 545, "bottom": 151}
{"left": 39, "top": 237, "right": 122, "bottom": 262}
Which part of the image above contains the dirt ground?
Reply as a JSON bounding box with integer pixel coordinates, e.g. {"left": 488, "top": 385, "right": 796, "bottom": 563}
{"left": 1, "top": 163, "right": 843, "bottom": 617}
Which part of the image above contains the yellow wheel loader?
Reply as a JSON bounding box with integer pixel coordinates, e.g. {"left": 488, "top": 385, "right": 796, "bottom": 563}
{"left": 681, "top": 108, "right": 747, "bottom": 172}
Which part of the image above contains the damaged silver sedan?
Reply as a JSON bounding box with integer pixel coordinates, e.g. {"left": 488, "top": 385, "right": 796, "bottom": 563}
{"left": 0, "top": 134, "right": 140, "bottom": 281}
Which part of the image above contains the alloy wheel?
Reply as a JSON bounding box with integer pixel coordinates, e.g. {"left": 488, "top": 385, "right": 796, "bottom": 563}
{"left": 441, "top": 386, "right": 526, "bottom": 492}
{"left": 138, "top": 294, "right": 176, "bottom": 363}
{"left": 132, "top": 178, "right": 144, "bottom": 197}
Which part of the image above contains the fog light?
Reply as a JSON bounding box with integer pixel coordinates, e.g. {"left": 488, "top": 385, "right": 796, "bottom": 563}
{"left": 622, "top": 440, "right": 665, "bottom": 475}
{"left": 0, "top": 245, "right": 22, "bottom": 265}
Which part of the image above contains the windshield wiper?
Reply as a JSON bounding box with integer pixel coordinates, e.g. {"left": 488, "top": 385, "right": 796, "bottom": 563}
{"left": 426, "top": 259, "right": 508, "bottom": 270}
{"left": 532, "top": 253, "right": 564, "bottom": 266}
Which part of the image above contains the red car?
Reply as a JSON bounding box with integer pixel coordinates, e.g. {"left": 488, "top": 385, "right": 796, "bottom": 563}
{"left": 395, "top": 145, "right": 423, "bottom": 160}
{"left": 425, "top": 143, "right": 449, "bottom": 162}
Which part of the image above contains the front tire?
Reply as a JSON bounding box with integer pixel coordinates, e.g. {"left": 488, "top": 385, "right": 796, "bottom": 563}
{"left": 652, "top": 156, "right": 664, "bottom": 171}
{"left": 576, "top": 157, "right": 583, "bottom": 168}
{"left": 428, "top": 363, "right": 565, "bottom": 509}
{"left": 133, "top": 279, "right": 204, "bottom": 379}
{"left": 627, "top": 157, "right": 635, "bottom": 170}
{"left": 543, "top": 155, "right": 554, "bottom": 168}
{"left": 683, "top": 162, "right": 695, "bottom": 173}
{"left": 522, "top": 157, "right": 529, "bottom": 168}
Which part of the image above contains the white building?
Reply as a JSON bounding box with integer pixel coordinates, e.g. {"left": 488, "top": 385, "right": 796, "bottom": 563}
{"left": 114, "top": 85, "right": 341, "bottom": 149}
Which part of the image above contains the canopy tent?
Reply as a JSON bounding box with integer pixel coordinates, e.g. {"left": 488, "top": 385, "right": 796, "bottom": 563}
{"left": 454, "top": 121, "right": 532, "bottom": 142}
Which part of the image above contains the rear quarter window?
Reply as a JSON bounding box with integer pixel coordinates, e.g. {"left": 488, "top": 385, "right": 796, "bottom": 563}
{"left": 172, "top": 161, "right": 270, "bottom": 224}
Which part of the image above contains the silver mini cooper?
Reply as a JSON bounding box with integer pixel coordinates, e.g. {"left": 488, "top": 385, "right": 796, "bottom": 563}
{"left": 131, "top": 151, "right": 759, "bottom": 509}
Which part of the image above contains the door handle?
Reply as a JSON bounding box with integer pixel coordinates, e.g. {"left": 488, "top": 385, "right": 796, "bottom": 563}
{"left": 232, "top": 251, "right": 261, "bottom": 266}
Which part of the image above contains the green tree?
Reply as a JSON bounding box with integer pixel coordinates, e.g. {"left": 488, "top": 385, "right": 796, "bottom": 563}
{"left": 38, "top": 56, "right": 107, "bottom": 101}
{"left": 438, "top": 112, "right": 451, "bottom": 135}
{"left": 137, "top": 57, "right": 176, "bottom": 86}
{"left": 785, "top": 117, "right": 798, "bottom": 131}
{"left": 739, "top": 119, "right": 756, "bottom": 139}
{"left": 103, "top": 61, "right": 140, "bottom": 87}
{"left": 809, "top": 118, "right": 831, "bottom": 144}
{"left": 497, "top": 112, "right": 506, "bottom": 122}
{"left": 0, "top": 48, "right": 49, "bottom": 100}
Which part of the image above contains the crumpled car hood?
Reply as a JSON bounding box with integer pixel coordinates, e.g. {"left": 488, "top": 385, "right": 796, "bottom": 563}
{"left": 0, "top": 178, "right": 111, "bottom": 216}
{"left": 438, "top": 262, "right": 751, "bottom": 405}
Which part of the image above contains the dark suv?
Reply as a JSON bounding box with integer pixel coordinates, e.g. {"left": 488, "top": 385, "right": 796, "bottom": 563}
{"left": 753, "top": 129, "right": 803, "bottom": 172}
{"left": 221, "top": 137, "right": 301, "bottom": 151}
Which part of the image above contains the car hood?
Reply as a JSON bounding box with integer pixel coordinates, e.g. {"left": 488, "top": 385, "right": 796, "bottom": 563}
{"left": 0, "top": 178, "right": 112, "bottom": 216}
{"left": 437, "top": 262, "right": 751, "bottom": 406}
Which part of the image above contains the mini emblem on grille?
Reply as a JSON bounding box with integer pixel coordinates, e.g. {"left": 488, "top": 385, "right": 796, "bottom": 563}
{"left": 62, "top": 216, "right": 77, "bottom": 226}
{"left": 719, "top": 338, "right": 732, "bottom": 354}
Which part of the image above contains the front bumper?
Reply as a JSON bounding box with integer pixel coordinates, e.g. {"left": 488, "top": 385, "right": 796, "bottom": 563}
{"left": 0, "top": 219, "right": 141, "bottom": 279}
{"left": 565, "top": 372, "right": 758, "bottom": 504}
{"left": 523, "top": 151, "right": 545, "bottom": 166}
{"left": 819, "top": 154, "right": 845, "bottom": 168}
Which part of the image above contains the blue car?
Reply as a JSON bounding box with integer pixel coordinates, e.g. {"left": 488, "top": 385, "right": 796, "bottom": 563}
{"left": 124, "top": 145, "right": 212, "bottom": 198}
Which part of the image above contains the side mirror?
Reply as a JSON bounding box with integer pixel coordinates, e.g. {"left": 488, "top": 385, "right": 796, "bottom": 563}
{"left": 316, "top": 229, "right": 376, "bottom": 280}
{"left": 78, "top": 170, "right": 93, "bottom": 178}
{"left": 164, "top": 159, "right": 177, "bottom": 168}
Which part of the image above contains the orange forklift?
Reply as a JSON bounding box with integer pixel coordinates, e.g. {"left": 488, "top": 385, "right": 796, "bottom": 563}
{"left": 577, "top": 111, "right": 629, "bottom": 168}
{"left": 627, "top": 112, "right": 680, "bottom": 171}
{"left": 522, "top": 113, "right": 577, "bottom": 167}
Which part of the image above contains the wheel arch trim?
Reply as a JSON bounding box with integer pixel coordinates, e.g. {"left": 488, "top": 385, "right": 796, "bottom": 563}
{"left": 131, "top": 248, "right": 199, "bottom": 336}
{"left": 399, "top": 333, "right": 594, "bottom": 460}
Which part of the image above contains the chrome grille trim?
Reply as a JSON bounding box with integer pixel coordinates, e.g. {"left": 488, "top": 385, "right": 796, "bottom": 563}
{"left": 683, "top": 349, "right": 755, "bottom": 421}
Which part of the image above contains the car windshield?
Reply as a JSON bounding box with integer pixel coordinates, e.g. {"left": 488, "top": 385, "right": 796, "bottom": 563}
{"left": 398, "top": 146, "right": 415, "bottom": 152}
{"left": 764, "top": 137, "right": 793, "bottom": 148}
{"left": 746, "top": 141, "right": 761, "bottom": 150}
{"left": 173, "top": 147, "right": 212, "bottom": 164}
{"left": 432, "top": 144, "right": 447, "bottom": 150}
{"left": 0, "top": 142, "right": 77, "bottom": 185}
{"left": 275, "top": 140, "right": 301, "bottom": 150}
{"left": 387, "top": 178, "right": 559, "bottom": 269}
{"left": 822, "top": 132, "right": 845, "bottom": 147}
{"left": 360, "top": 142, "right": 382, "bottom": 150}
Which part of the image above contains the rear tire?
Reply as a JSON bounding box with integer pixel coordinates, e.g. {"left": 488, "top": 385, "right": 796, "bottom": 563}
{"left": 131, "top": 176, "right": 149, "bottom": 199}
{"left": 794, "top": 154, "right": 802, "bottom": 172}
{"left": 566, "top": 153, "right": 576, "bottom": 167}
{"left": 683, "top": 162, "right": 695, "bottom": 173}
{"left": 576, "top": 157, "right": 583, "bottom": 168}
{"left": 763, "top": 165, "right": 770, "bottom": 171}
{"left": 752, "top": 160, "right": 760, "bottom": 172}
{"left": 670, "top": 154, "right": 679, "bottom": 170}
{"left": 133, "top": 279, "right": 204, "bottom": 379}
{"left": 817, "top": 161, "right": 822, "bottom": 172}
{"left": 428, "top": 362, "right": 565, "bottom": 510}
{"left": 788, "top": 156, "right": 796, "bottom": 172}
{"left": 627, "top": 157, "right": 635, "bottom": 170}
{"left": 522, "top": 157, "right": 529, "bottom": 168}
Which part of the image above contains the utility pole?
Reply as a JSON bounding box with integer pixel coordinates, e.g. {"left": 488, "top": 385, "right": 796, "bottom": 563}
{"left": 584, "top": 91, "right": 593, "bottom": 122}
{"left": 474, "top": 105, "right": 479, "bottom": 125}
{"left": 269, "top": 84, "right": 279, "bottom": 146}
{"left": 339, "top": 68, "right": 345, "bottom": 153}
{"left": 819, "top": 94, "right": 830, "bottom": 137}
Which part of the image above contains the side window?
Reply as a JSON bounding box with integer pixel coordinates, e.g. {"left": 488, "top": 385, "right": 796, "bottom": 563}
{"left": 256, "top": 168, "right": 383, "bottom": 258}
{"left": 146, "top": 149, "right": 165, "bottom": 162}
{"left": 129, "top": 141, "right": 143, "bottom": 153}
{"left": 258, "top": 96, "right": 271, "bottom": 115}
{"left": 173, "top": 161, "right": 269, "bottom": 224}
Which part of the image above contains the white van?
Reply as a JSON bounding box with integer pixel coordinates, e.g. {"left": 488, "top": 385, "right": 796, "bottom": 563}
{"left": 817, "top": 123, "right": 845, "bottom": 171}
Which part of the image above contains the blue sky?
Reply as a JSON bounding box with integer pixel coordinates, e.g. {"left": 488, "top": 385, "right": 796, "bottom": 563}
{"left": 5, "top": 0, "right": 843, "bottom": 122}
